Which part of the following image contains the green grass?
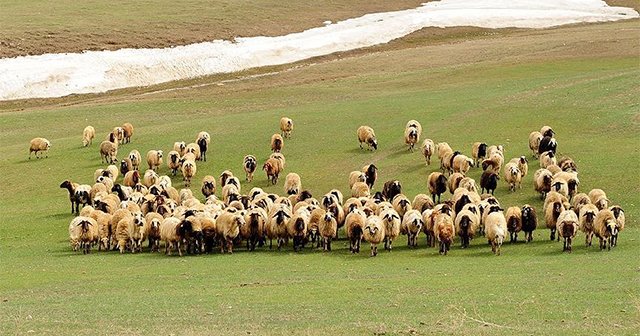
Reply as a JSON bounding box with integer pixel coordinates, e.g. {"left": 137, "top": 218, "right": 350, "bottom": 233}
{"left": 1, "top": 21, "right": 639, "bottom": 335}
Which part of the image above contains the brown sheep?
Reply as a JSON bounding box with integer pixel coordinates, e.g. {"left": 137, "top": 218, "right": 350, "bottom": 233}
{"left": 579, "top": 204, "right": 598, "bottom": 247}
{"left": 434, "top": 212, "right": 454, "bottom": 255}
{"left": 363, "top": 215, "right": 385, "bottom": 257}
{"left": 146, "top": 150, "right": 163, "bottom": 171}
{"left": 401, "top": 210, "right": 423, "bottom": 248}
{"left": 345, "top": 209, "right": 366, "bottom": 253}
{"left": 421, "top": 139, "right": 435, "bottom": 165}
{"left": 216, "top": 209, "right": 246, "bottom": 253}
{"left": 521, "top": 204, "right": 537, "bottom": 243}
{"left": 243, "top": 207, "right": 267, "bottom": 251}
{"left": 452, "top": 154, "right": 474, "bottom": 175}
{"left": 357, "top": 126, "right": 378, "bottom": 150}
{"left": 201, "top": 175, "right": 217, "bottom": 198}
{"left": 544, "top": 196, "right": 566, "bottom": 241}
{"left": 280, "top": 117, "right": 293, "bottom": 138}
{"left": 380, "top": 209, "right": 401, "bottom": 251}
{"left": 472, "top": 141, "right": 488, "bottom": 167}
{"left": 455, "top": 209, "right": 478, "bottom": 248}
{"left": 121, "top": 123, "right": 134, "bottom": 144}
{"left": 271, "top": 133, "right": 284, "bottom": 153}
{"left": 428, "top": 172, "right": 447, "bottom": 203}
{"left": 448, "top": 172, "right": 464, "bottom": 194}
{"left": 99, "top": 140, "right": 117, "bottom": 164}
{"left": 594, "top": 209, "right": 618, "bottom": 251}
{"left": 29, "top": 137, "right": 52, "bottom": 159}
{"left": 557, "top": 210, "right": 579, "bottom": 252}
{"left": 533, "top": 168, "right": 553, "bottom": 199}
{"left": 263, "top": 158, "right": 283, "bottom": 185}
{"left": 505, "top": 206, "right": 522, "bottom": 243}
{"left": 588, "top": 189, "right": 609, "bottom": 210}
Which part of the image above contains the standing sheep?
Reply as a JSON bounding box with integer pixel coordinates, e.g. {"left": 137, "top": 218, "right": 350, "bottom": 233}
{"left": 82, "top": 126, "right": 95, "bottom": 147}
{"left": 448, "top": 173, "right": 464, "bottom": 194}
{"left": 263, "top": 158, "right": 282, "bottom": 185}
{"left": 544, "top": 196, "right": 566, "bottom": 241}
{"left": 345, "top": 209, "right": 366, "bottom": 253}
{"left": 579, "top": 204, "right": 598, "bottom": 247}
{"left": 404, "top": 120, "right": 421, "bottom": 151}
{"left": 538, "top": 136, "right": 557, "bottom": 155}
{"left": 434, "top": 212, "right": 454, "bottom": 255}
{"left": 528, "top": 131, "right": 543, "bottom": 158}
{"left": 357, "top": 126, "right": 378, "bottom": 151}
{"left": 166, "top": 151, "right": 181, "bottom": 176}
{"left": 351, "top": 182, "right": 370, "bottom": 198}
{"left": 455, "top": 209, "right": 478, "bottom": 248}
{"left": 363, "top": 215, "right": 385, "bottom": 257}
{"left": 216, "top": 209, "right": 246, "bottom": 253}
{"left": 288, "top": 208, "right": 310, "bottom": 252}
{"left": 505, "top": 206, "right": 522, "bottom": 243}
{"left": 421, "top": 139, "right": 435, "bottom": 165}
{"left": 99, "top": 141, "right": 117, "bottom": 163}
{"left": 362, "top": 164, "right": 378, "bottom": 189}
{"left": 521, "top": 204, "right": 537, "bottom": 243}
{"left": 382, "top": 180, "right": 402, "bottom": 201}
{"left": 280, "top": 117, "right": 294, "bottom": 138}
{"left": 588, "top": 189, "right": 609, "bottom": 210}
{"left": 201, "top": 175, "right": 217, "bottom": 198}
{"left": 401, "top": 210, "right": 423, "bottom": 248}
{"left": 60, "top": 180, "right": 79, "bottom": 214}
{"left": 69, "top": 216, "right": 99, "bottom": 254}
{"left": 121, "top": 123, "right": 134, "bottom": 144}
{"left": 318, "top": 209, "right": 338, "bottom": 251}
{"left": 181, "top": 160, "right": 197, "bottom": 187}
{"left": 533, "top": 168, "right": 553, "bottom": 199}
{"left": 480, "top": 171, "right": 499, "bottom": 195}
{"left": 271, "top": 133, "right": 284, "bottom": 153}
{"left": 284, "top": 173, "right": 302, "bottom": 195}
{"left": 609, "top": 205, "right": 625, "bottom": 247}
{"left": 485, "top": 210, "right": 507, "bottom": 255}
{"left": 243, "top": 155, "right": 257, "bottom": 182}
{"left": 503, "top": 162, "right": 522, "bottom": 192}
{"left": 594, "top": 209, "right": 618, "bottom": 251}
{"left": 539, "top": 150, "right": 556, "bottom": 168}
{"left": 243, "top": 207, "right": 267, "bottom": 251}
{"left": 197, "top": 137, "right": 209, "bottom": 162}
{"left": 173, "top": 141, "right": 187, "bottom": 156}
{"left": 428, "top": 172, "right": 447, "bottom": 203}
{"left": 509, "top": 156, "right": 529, "bottom": 177}
{"left": 380, "top": 209, "right": 401, "bottom": 251}
{"left": 452, "top": 154, "right": 474, "bottom": 175}
{"left": 556, "top": 210, "right": 579, "bottom": 253}
{"left": 472, "top": 142, "right": 488, "bottom": 167}
{"left": 128, "top": 150, "right": 142, "bottom": 171}
{"left": 146, "top": 150, "right": 163, "bottom": 171}
{"left": 348, "top": 171, "right": 367, "bottom": 189}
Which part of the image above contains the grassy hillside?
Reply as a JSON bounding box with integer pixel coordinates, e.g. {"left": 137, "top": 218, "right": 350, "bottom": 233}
{"left": 0, "top": 21, "right": 638, "bottom": 335}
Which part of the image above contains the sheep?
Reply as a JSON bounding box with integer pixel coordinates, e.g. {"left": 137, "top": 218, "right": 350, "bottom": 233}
{"left": 609, "top": 205, "right": 625, "bottom": 247}
{"left": 266, "top": 205, "right": 292, "bottom": 250}
{"left": 345, "top": 209, "right": 366, "bottom": 253}
{"left": 404, "top": 124, "right": 420, "bottom": 151}
{"left": 120, "top": 122, "right": 133, "bottom": 144}
{"left": 579, "top": 204, "right": 598, "bottom": 247}
{"left": 412, "top": 194, "right": 434, "bottom": 213}
{"left": 59, "top": 180, "right": 79, "bottom": 214}
{"left": 421, "top": 209, "right": 435, "bottom": 247}
{"left": 243, "top": 207, "right": 267, "bottom": 251}
{"left": 436, "top": 142, "right": 453, "bottom": 171}
{"left": 284, "top": 173, "right": 302, "bottom": 195}
{"left": 173, "top": 141, "right": 187, "bottom": 156}
{"left": 120, "top": 158, "right": 133, "bottom": 175}
{"left": 455, "top": 209, "right": 478, "bottom": 248}
{"left": 363, "top": 215, "right": 385, "bottom": 257}
{"left": 471, "top": 142, "right": 488, "bottom": 167}
{"left": 144, "top": 150, "right": 162, "bottom": 171}
{"left": 112, "top": 126, "right": 125, "bottom": 143}
{"left": 481, "top": 154, "right": 503, "bottom": 175}
{"left": 222, "top": 184, "right": 240, "bottom": 205}
{"left": 270, "top": 133, "right": 284, "bottom": 153}
{"left": 270, "top": 152, "right": 286, "bottom": 169}
{"left": 381, "top": 180, "right": 402, "bottom": 201}
{"left": 69, "top": 216, "right": 99, "bottom": 253}
{"left": 144, "top": 212, "right": 163, "bottom": 252}
{"left": 159, "top": 217, "right": 183, "bottom": 256}
{"left": 99, "top": 140, "right": 117, "bottom": 164}
{"left": 87, "top": 209, "right": 112, "bottom": 251}
{"left": 215, "top": 209, "right": 245, "bottom": 253}
{"left": 552, "top": 171, "right": 579, "bottom": 200}
{"left": 401, "top": 209, "right": 423, "bottom": 248}
{"left": 362, "top": 164, "right": 378, "bottom": 189}
{"left": 480, "top": 171, "right": 499, "bottom": 195}
{"left": 540, "top": 126, "right": 555, "bottom": 138}
{"left": 308, "top": 207, "right": 325, "bottom": 248}
{"left": 392, "top": 194, "right": 412, "bottom": 219}
{"left": 377, "top": 209, "right": 400, "bottom": 251}
{"left": 447, "top": 173, "right": 464, "bottom": 194}
{"left": 452, "top": 154, "right": 474, "bottom": 175}
{"left": 116, "top": 211, "right": 146, "bottom": 253}
{"left": 458, "top": 177, "right": 478, "bottom": 193}
{"left": 349, "top": 171, "right": 367, "bottom": 189}
{"left": 420, "top": 138, "right": 435, "bottom": 165}
{"left": 351, "top": 182, "right": 370, "bottom": 198}
{"left": 288, "top": 208, "right": 310, "bottom": 252}
{"left": 243, "top": 155, "right": 257, "bottom": 182}
{"left": 162, "top": 150, "right": 180, "bottom": 176}
{"left": 539, "top": 150, "right": 556, "bottom": 168}
{"left": 82, "top": 126, "right": 95, "bottom": 147}
{"left": 181, "top": 160, "right": 196, "bottom": 187}
{"left": 544, "top": 195, "right": 566, "bottom": 241}
{"left": 556, "top": 210, "right": 579, "bottom": 252}
{"left": 594, "top": 209, "right": 618, "bottom": 251}
{"left": 199, "top": 214, "right": 218, "bottom": 253}
{"left": 509, "top": 156, "right": 529, "bottom": 177}
{"left": 546, "top": 164, "right": 562, "bottom": 175}
{"left": 128, "top": 150, "right": 142, "bottom": 171}
{"left": 588, "top": 189, "right": 609, "bottom": 210}
{"left": 427, "top": 172, "right": 447, "bottom": 204}
{"left": 184, "top": 142, "right": 201, "bottom": 161}
{"left": 317, "top": 209, "right": 338, "bottom": 251}
{"left": 112, "top": 184, "right": 133, "bottom": 202}
{"left": 441, "top": 150, "right": 459, "bottom": 175}
{"left": 528, "top": 131, "right": 543, "bottom": 158}
{"left": 503, "top": 162, "right": 522, "bottom": 192}
{"left": 357, "top": 126, "right": 378, "bottom": 150}
{"left": 263, "top": 158, "right": 282, "bottom": 185}
{"left": 123, "top": 170, "right": 141, "bottom": 187}
{"left": 199, "top": 175, "right": 217, "bottom": 199}
{"left": 521, "top": 204, "right": 537, "bottom": 243}
{"left": 142, "top": 169, "right": 159, "bottom": 188}
{"left": 197, "top": 137, "right": 209, "bottom": 162}
{"left": 505, "top": 206, "right": 522, "bottom": 243}
{"left": 485, "top": 210, "right": 507, "bottom": 255}
{"left": 280, "top": 117, "right": 294, "bottom": 138}
{"left": 533, "top": 168, "right": 553, "bottom": 199}
{"left": 432, "top": 211, "right": 454, "bottom": 255}
{"left": 558, "top": 156, "right": 578, "bottom": 173}
{"left": 96, "top": 176, "right": 114, "bottom": 194}
{"left": 571, "top": 193, "right": 591, "bottom": 216}
{"left": 538, "top": 136, "right": 557, "bottom": 155}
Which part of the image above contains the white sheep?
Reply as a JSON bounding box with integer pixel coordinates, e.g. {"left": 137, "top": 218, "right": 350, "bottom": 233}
{"left": 421, "top": 139, "right": 435, "bottom": 165}
{"left": 380, "top": 209, "right": 401, "bottom": 251}
{"left": 280, "top": 117, "right": 294, "bottom": 138}
{"left": 528, "top": 131, "right": 543, "bottom": 158}
{"left": 485, "top": 210, "right": 507, "bottom": 255}
{"left": 68, "top": 216, "right": 99, "bottom": 253}
{"left": 594, "top": 209, "right": 618, "bottom": 251}
{"left": 471, "top": 141, "right": 488, "bottom": 167}
{"left": 128, "top": 150, "right": 142, "bottom": 171}
{"left": 503, "top": 162, "right": 522, "bottom": 192}
{"left": 348, "top": 171, "right": 367, "bottom": 189}
{"left": 588, "top": 189, "right": 609, "bottom": 210}
{"left": 82, "top": 126, "right": 95, "bottom": 147}
{"left": 539, "top": 150, "right": 556, "bottom": 168}
{"left": 284, "top": 173, "right": 302, "bottom": 195}
{"left": 363, "top": 215, "right": 385, "bottom": 257}
{"left": 173, "top": 141, "right": 187, "bottom": 156}
{"left": 401, "top": 209, "right": 423, "bottom": 248}
{"left": 404, "top": 121, "right": 421, "bottom": 151}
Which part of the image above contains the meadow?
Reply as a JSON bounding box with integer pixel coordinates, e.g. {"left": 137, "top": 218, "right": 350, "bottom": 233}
{"left": 0, "top": 15, "right": 639, "bottom": 336}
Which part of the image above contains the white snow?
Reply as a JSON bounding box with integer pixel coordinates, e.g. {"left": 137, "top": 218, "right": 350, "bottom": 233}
{"left": 0, "top": 0, "right": 637, "bottom": 101}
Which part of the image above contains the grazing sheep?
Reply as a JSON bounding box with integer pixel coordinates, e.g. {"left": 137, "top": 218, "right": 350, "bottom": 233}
{"left": 579, "top": 204, "right": 598, "bottom": 247}
{"left": 594, "top": 209, "right": 618, "bottom": 251}
{"left": 521, "top": 204, "right": 537, "bottom": 243}
{"left": 280, "top": 117, "right": 294, "bottom": 138}
{"left": 539, "top": 151, "right": 556, "bottom": 168}
{"left": 270, "top": 133, "right": 284, "bottom": 153}
{"left": 421, "top": 139, "right": 435, "bottom": 165}
{"left": 556, "top": 210, "right": 579, "bottom": 252}
{"left": 181, "top": 160, "right": 196, "bottom": 187}
{"left": 382, "top": 180, "right": 402, "bottom": 201}
{"left": 533, "top": 168, "right": 553, "bottom": 199}
{"left": 404, "top": 124, "right": 420, "bottom": 151}
{"left": 173, "top": 141, "right": 187, "bottom": 156}
{"left": 201, "top": 175, "right": 217, "bottom": 198}
{"left": 243, "top": 155, "right": 257, "bottom": 182}
{"left": 121, "top": 123, "right": 133, "bottom": 144}
{"left": 412, "top": 194, "right": 434, "bottom": 213}
{"left": 452, "top": 154, "right": 474, "bottom": 175}
{"left": 485, "top": 210, "right": 507, "bottom": 255}
{"left": 69, "top": 216, "right": 99, "bottom": 253}
{"left": 380, "top": 209, "right": 401, "bottom": 251}
{"left": 349, "top": 171, "right": 367, "bottom": 189}
{"left": 480, "top": 171, "right": 499, "bottom": 195}
{"left": 588, "top": 189, "right": 609, "bottom": 210}
{"left": 455, "top": 209, "right": 478, "bottom": 248}
{"left": 505, "top": 206, "right": 522, "bottom": 243}
{"left": 363, "top": 215, "right": 385, "bottom": 256}
{"left": 402, "top": 210, "right": 423, "bottom": 248}
{"left": 146, "top": 150, "right": 163, "bottom": 171}
{"left": 99, "top": 140, "right": 117, "bottom": 164}
{"left": 263, "top": 158, "right": 283, "bottom": 185}
{"left": 357, "top": 126, "right": 378, "bottom": 150}
{"left": 345, "top": 209, "right": 366, "bottom": 253}
{"left": 471, "top": 142, "right": 488, "bottom": 167}
{"left": 284, "top": 173, "right": 302, "bottom": 195}
{"left": 528, "top": 131, "right": 543, "bottom": 158}
{"left": 82, "top": 126, "right": 95, "bottom": 147}
{"left": 544, "top": 195, "right": 566, "bottom": 241}
{"left": 428, "top": 172, "right": 447, "bottom": 203}
{"left": 503, "top": 162, "right": 522, "bottom": 192}
{"left": 361, "top": 164, "right": 378, "bottom": 189}
{"left": 609, "top": 205, "right": 625, "bottom": 247}
{"left": 538, "top": 136, "right": 557, "bottom": 155}
{"left": 351, "top": 181, "right": 370, "bottom": 198}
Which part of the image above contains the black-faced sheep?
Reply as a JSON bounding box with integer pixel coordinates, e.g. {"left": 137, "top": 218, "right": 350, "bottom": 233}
{"left": 533, "top": 168, "right": 553, "bottom": 199}
{"left": 557, "top": 210, "right": 579, "bottom": 252}
{"left": 588, "top": 189, "right": 609, "bottom": 210}
{"left": 216, "top": 209, "right": 245, "bottom": 253}
{"left": 201, "top": 175, "right": 216, "bottom": 198}
{"left": 243, "top": 155, "right": 257, "bottom": 182}
{"left": 349, "top": 170, "right": 367, "bottom": 189}
{"left": 594, "top": 209, "right": 618, "bottom": 251}
{"left": 242, "top": 207, "right": 267, "bottom": 251}
{"left": 544, "top": 194, "right": 566, "bottom": 241}
{"left": 173, "top": 141, "right": 186, "bottom": 156}
{"left": 99, "top": 140, "right": 117, "bottom": 164}
{"left": 345, "top": 209, "right": 366, "bottom": 253}
{"left": 284, "top": 173, "right": 302, "bottom": 196}
{"left": 60, "top": 180, "right": 79, "bottom": 214}
{"left": 579, "top": 204, "right": 598, "bottom": 247}
{"left": 69, "top": 216, "right": 99, "bottom": 254}
{"left": 280, "top": 117, "right": 294, "bottom": 138}
{"left": 521, "top": 204, "right": 537, "bottom": 243}
{"left": 505, "top": 206, "right": 522, "bottom": 243}
{"left": 480, "top": 171, "right": 499, "bottom": 195}
{"left": 540, "top": 126, "right": 555, "bottom": 138}
{"left": 380, "top": 209, "right": 401, "bottom": 251}
{"left": 181, "top": 160, "right": 196, "bottom": 187}
{"left": 263, "top": 158, "right": 282, "bottom": 185}
{"left": 288, "top": 208, "right": 310, "bottom": 252}
{"left": 120, "top": 158, "right": 133, "bottom": 175}
{"left": 363, "top": 215, "right": 385, "bottom": 257}
{"left": 82, "top": 126, "right": 95, "bottom": 147}
{"left": 404, "top": 121, "right": 421, "bottom": 151}
{"left": 197, "top": 137, "right": 208, "bottom": 162}
{"left": 538, "top": 136, "right": 557, "bottom": 155}
{"left": 455, "top": 209, "right": 478, "bottom": 248}
{"left": 421, "top": 139, "right": 435, "bottom": 165}
{"left": 357, "top": 126, "right": 377, "bottom": 150}
{"left": 382, "top": 180, "right": 402, "bottom": 201}
{"left": 391, "top": 194, "right": 412, "bottom": 219}
{"left": 539, "top": 150, "right": 556, "bottom": 168}
{"left": 362, "top": 164, "right": 378, "bottom": 189}
{"left": 609, "top": 205, "right": 625, "bottom": 247}
{"left": 164, "top": 151, "right": 180, "bottom": 176}
{"left": 428, "top": 172, "right": 447, "bottom": 203}
{"left": 401, "top": 209, "right": 423, "bottom": 248}
{"left": 266, "top": 205, "right": 292, "bottom": 250}
{"left": 271, "top": 133, "right": 284, "bottom": 153}
{"left": 558, "top": 156, "right": 578, "bottom": 173}
{"left": 472, "top": 141, "right": 488, "bottom": 167}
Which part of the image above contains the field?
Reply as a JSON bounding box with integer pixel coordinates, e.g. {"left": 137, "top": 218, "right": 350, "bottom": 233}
{"left": 1, "top": 3, "right": 639, "bottom": 336}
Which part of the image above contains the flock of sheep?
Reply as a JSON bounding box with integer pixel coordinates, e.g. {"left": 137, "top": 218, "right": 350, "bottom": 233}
{"left": 35, "top": 116, "right": 625, "bottom": 257}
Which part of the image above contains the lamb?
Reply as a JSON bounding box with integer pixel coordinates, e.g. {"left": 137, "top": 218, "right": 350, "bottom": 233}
{"left": 288, "top": 208, "right": 310, "bottom": 252}
{"left": 533, "top": 168, "right": 553, "bottom": 199}
{"left": 123, "top": 170, "right": 141, "bottom": 187}
{"left": 243, "top": 207, "right": 268, "bottom": 251}
{"left": 284, "top": 173, "right": 302, "bottom": 195}
{"left": 471, "top": 142, "right": 488, "bottom": 167}
{"left": 380, "top": 209, "right": 401, "bottom": 251}
{"left": 121, "top": 123, "right": 134, "bottom": 143}
{"left": 216, "top": 209, "right": 246, "bottom": 253}
{"left": 263, "top": 158, "right": 283, "bottom": 185}
{"left": 318, "top": 209, "right": 338, "bottom": 251}
{"left": 556, "top": 210, "right": 579, "bottom": 252}
{"left": 594, "top": 209, "right": 618, "bottom": 251}
{"left": 181, "top": 160, "right": 197, "bottom": 187}
{"left": 201, "top": 175, "right": 217, "bottom": 198}
{"left": 528, "top": 131, "right": 543, "bottom": 158}
{"left": 243, "top": 155, "right": 257, "bottom": 182}
{"left": 505, "top": 206, "right": 522, "bottom": 243}
{"left": 588, "top": 189, "right": 609, "bottom": 210}
{"left": 539, "top": 150, "right": 556, "bottom": 168}
{"left": 363, "top": 215, "right": 385, "bottom": 256}
{"left": 503, "top": 162, "right": 522, "bottom": 192}
{"left": 99, "top": 140, "right": 117, "bottom": 163}
{"left": 485, "top": 210, "right": 507, "bottom": 255}
{"left": 579, "top": 204, "right": 598, "bottom": 247}
{"left": 351, "top": 181, "right": 370, "bottom": 198}
{"left": 68, "top": 216, "right": 99, "bottom": 253}
{"left": 480, "top": 171, "right": 499, "bottom": 195}
{"left": 428, "top": 172, "right": 447, "bottom": 203}
{"left": 357, "top": 126, "right": 378, "bottom": 150}
{"left": 280, "top": 117, "right": 294, "bottom": 138}
{"left": 421, "top": 139, "right": 435, "bottom": 165}
{"left": 146, "top": 150, "right": 163, "bottom": 171}
{"left": 82, "top": 126, "right": 95, "bottom": 147}
{"left": 362, "top": 164, "right": 378, "bottom": 189}
{"left": 166, "top": 151, "right": 181, "bottom": 176}
{"left": 402, "top": 209, "right": 424, "bottom": 247}
{"left": 538, "top": 136, "right": 557, "bottom": 155}
{"left": 349, "top": 171, "right": 367, "bottom": 189}
{"left": 271, "top": 133, "right": 284, "bottom": 153}
{"left": 521, "top": 204, "right": 537, "bottom": 243}
{"left": 392, "top": 194, "right": 412, "bottom": 219}
{"left": 544, "top": 195, "right": 566, "bottom": 241}
{"left": 609, "top": 205, "right": 625, "bottom": 247}
{"left": 404, "top": 123, "right": 420, "bottom": 151}
{"left": 455, "top": 209, "right": 478, "bottom": 248}
{"left": 382, "top": 180, "right": 402, "bottom": 201}
{"left": 173, "top": 141, "right": 187, "bottom": 156}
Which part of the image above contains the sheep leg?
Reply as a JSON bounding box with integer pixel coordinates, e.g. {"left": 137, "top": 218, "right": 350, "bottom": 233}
{"left": 549, "top": 229, "right": 555, "bottom": 241}
{"left": 370, "top": 244, "right": 375, "bottom": 257}
{"left": 567, "top": 237, "right": 572, "bottom": 253}
{"left": 177, "top": 241, "right": 183, "bottom": 257}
